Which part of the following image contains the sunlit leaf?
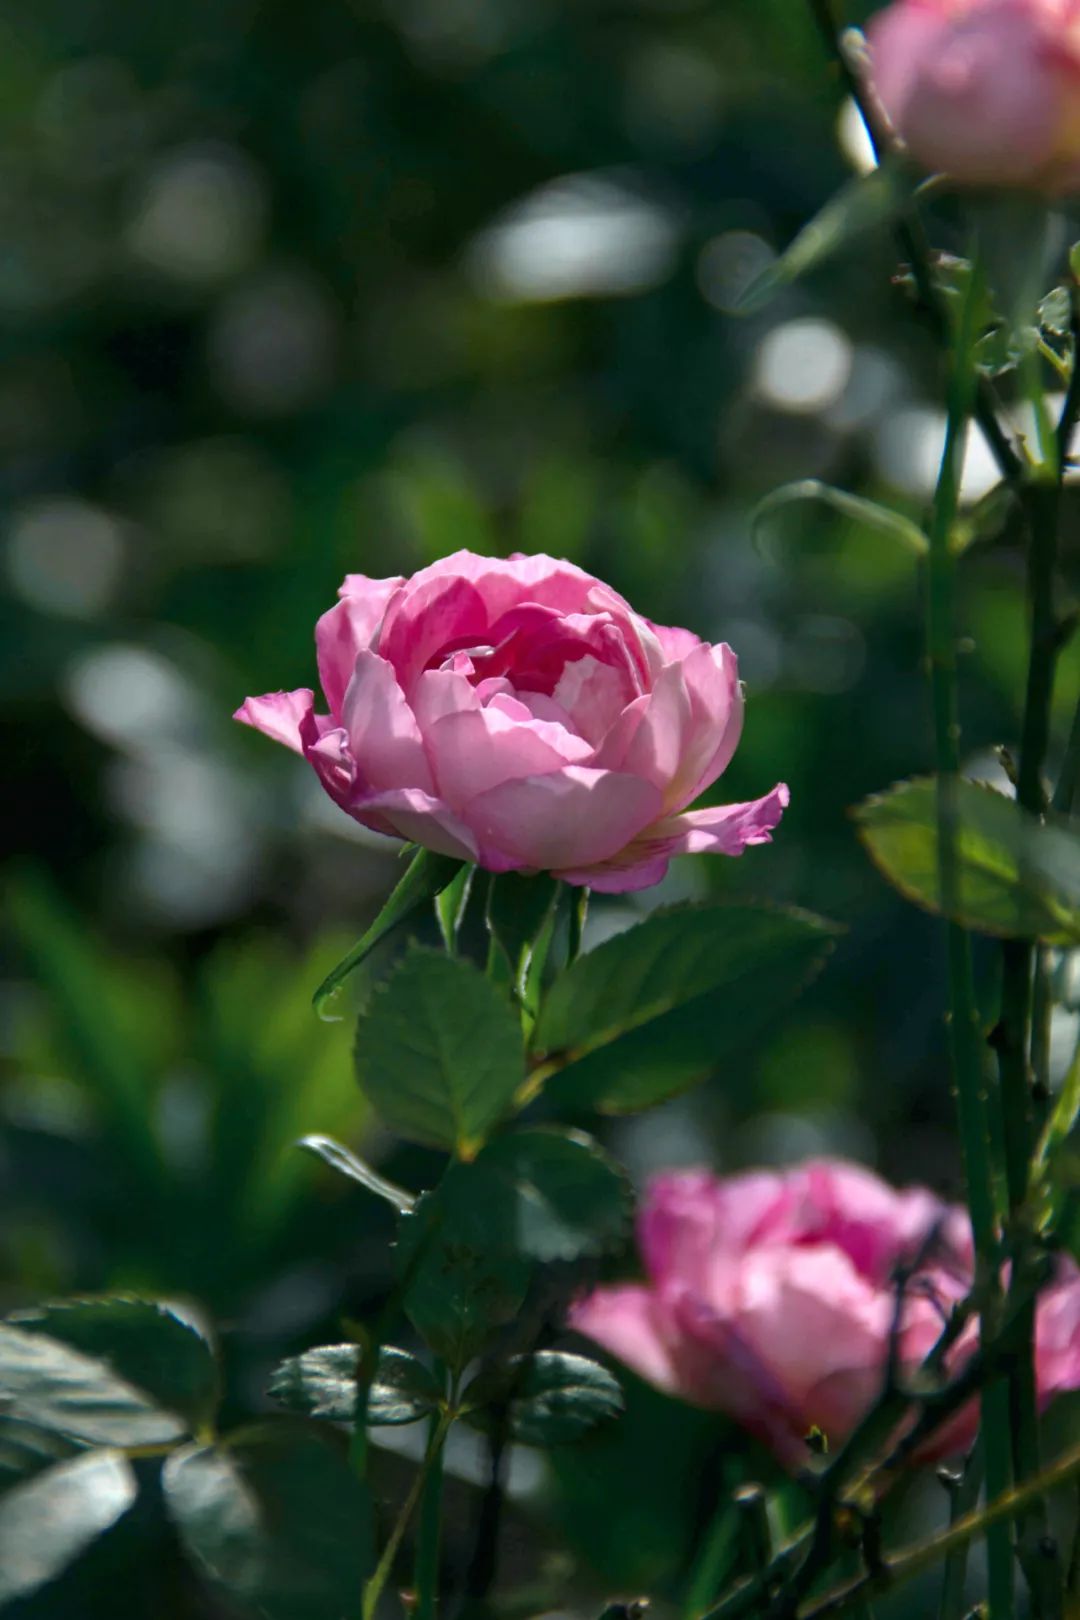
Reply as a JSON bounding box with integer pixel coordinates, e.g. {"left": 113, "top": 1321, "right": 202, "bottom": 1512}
{"left": 312, "top": 848, "right": 464, "bottom": 1020}
{"left": 0, "top": 1325, "right": 187, "bottom": 1448}
{"left": 8, "top": 1296, "right": 219, "bottom": 1433}
{"left": 0, "top": 1450, "right": 137, "bottom": 1606}
{"left": 164, "top": 1424, "right": 372, "bottom": 1620}
{"left": 354, "top": 946, "right": 524, "bottom": 1155}
{"left": 462, "top": 1351, "right": 623, "bottom": 1445}
{"left": 268, "top": 1344, "right": 441, "bottom": 1426}
{"left": 533, "top": 903, "right": 837, "bottom": 1113}
{"left": 853, "top": 776, "right": 1080, "bottom": 943}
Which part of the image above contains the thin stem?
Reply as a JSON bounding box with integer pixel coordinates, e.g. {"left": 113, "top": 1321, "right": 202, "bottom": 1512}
{"left": 414, "top": 1408, "right": 446, "bottom": 1620}
{"left": 924, "top": 247, "right": 1015, "bottom": 1620}
{"left": 796, "top": 1437, "right": 1080, "bottom": 1620}
{"left": 938, "top": 1446, "right": 985, "bottom": 1620}
{"left": 994, "top": 357, "right": 1066, "bottom": 1605}
{"left": 362, "top": 1411, "right": 452, "bottom": 1620}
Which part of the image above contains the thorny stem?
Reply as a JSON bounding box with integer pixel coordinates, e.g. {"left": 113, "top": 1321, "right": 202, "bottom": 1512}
{"left": 414, "top": 1368, "right": 450, "bottom": 1620}
{"left": 795, "top": 1437, "right": 1080, "bottom": 1620}
{"left": 923, "top": 246, "right": 1016, "bottom": 1620}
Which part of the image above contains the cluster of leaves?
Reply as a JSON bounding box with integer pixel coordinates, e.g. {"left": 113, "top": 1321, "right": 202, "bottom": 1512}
{"left": 0, "top": 855, "right": 836, "bottom": 1617}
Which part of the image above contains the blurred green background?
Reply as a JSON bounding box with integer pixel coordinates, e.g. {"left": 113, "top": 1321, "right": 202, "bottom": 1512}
{"left": 5, "top": 0, "right": 1080, "bottom": 1613}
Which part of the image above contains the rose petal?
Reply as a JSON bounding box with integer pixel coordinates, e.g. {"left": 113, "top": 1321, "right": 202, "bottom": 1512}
{"left": 341, "top": 651, "right": 434, "bottom": 794}
{"left": 660, "top": 783, "right": 790, "bottom": 856}
{"left": 426, "top": 705, "right": 593, "bottom": 811}
{"left": 668, "top": 642, "right": 744, "bottom": 808}
{"left": 234, "top": 688, "right": 315, "bottom": 754}
{"left": 553, "top": 654, "right": 637, "bottom": 746}
{"left": 351, "top": 787, "right": 479, "bottom": 862}
{"left": 568, "top": 1285, "right": 686, "bottom": 1397}
{"left": 317, "top": 578, "right": 403, "bottom": 717}
{"left": 377, "top": 575, "right": 491, "bottom": 694}
{"left": 462, "top": 765, "right": 663, "bottom": 872}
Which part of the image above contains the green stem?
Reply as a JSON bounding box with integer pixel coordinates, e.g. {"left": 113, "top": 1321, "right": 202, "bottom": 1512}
{"left": 938, "top": 1445, "right": 984, "bottom": 1620}
{"left": 995, "top": 370, "right": 1065, "bottom": 1605}
{"left": 414, "top": 1409, "right": 446, "bottom": 1620}
{"left": 362, "top": 1411, "right": 452, "bottom": 1620}
{"left": 567, "top": 885, "right": 589, "bottom": 965}
{"left": 796, "top": 1437, "right": 1080, "bottom": 1620}
{"left": 924, "top": 248, "right": 1015, "bottom": 1620}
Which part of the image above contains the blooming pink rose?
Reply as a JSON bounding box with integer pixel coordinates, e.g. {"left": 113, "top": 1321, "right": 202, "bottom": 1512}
{"left": 234, "top": 550, "right": 787, "bottom": 892}
{"left": 866, "top": 0, "right": 1080, "bottom": 191}
{"left": 571, "top": 1160, "right": 1080, "bottom": 1467}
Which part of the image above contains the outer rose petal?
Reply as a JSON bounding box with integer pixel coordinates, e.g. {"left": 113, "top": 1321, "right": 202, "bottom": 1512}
{"left": 669, "top": 643, "right": 744, "bottom": 809}
{"left": 317, "top": 575, "right": 404, "bottom": 716}
{"left": 568, "top": 1285, "right": 686, "bottom": 1396}
{"left": 660, "top": 783, "right": 790, "bottom": 856}
{"left": 341, "top": 651, "right": 434, "bottom": 795}
{"left": 463, "top": 766, "right": 663, "bottom": 872}
{"left": 350, "top": 787, "right": 479, "bottom": 862}
{"left": 234, "top": 688, "right": 315, "bottom": 754}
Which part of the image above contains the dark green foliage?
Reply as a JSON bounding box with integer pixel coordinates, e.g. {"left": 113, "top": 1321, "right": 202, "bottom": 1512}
{"left": 462, "top": 1350, "right": 624, "bottom": 1445}
{"left": 163, "top": 1425, "right": 373, "bottom": 1620}
{"left": 354, "top": 945, "right": 525, "bottom": 1154}
{"left": 534, "top": 903, "right": 837, "bottom": 1112}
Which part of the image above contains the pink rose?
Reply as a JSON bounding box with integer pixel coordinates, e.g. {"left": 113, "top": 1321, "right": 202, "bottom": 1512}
{"left": 234, "top": 550, "right": 787, "bottom": 892}
{"left": 866, "top": 0, "right": 1080, "bottom": 191}
{"left": 571, "top": 1159, "right": 1080, "bottom": 1467}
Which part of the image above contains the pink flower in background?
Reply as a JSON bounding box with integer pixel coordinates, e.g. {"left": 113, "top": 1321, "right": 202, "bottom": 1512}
{"left": 571, "top": 1160, "right": 1080, "bottom": 1467}
{"left": 235, "top": 550, "right": 787, "bottom": 892}
{"left": 866, "top": 0, "right": 1080, "bottom": 191}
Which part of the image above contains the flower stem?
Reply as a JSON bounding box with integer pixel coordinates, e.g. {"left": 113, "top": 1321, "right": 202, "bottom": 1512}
{"left": 924, "top": 247, "right": 1015, "bottom": 1620}
{"left": 362, "top": 1410, "right": 452, "bottom": 1620}
{"left": 413, "top": 1407, "right": 446, "bottom": 1620}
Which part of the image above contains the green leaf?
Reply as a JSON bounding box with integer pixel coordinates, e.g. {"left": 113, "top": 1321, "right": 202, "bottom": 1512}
{"left": 852, "top": 777, "right": 1080, "bottom": 943}
{"left": 268, "top": 1344, "right": 441, "bottom": 1426}
{"left": 454, "top": 1128, "right": 633, "bottom": 1262}
{"left": 7, "top": 1296, "right": 219, "bottom": 1433}
{"left": 462, "top": 1351, "right": 623, "bottom": 1446}
{"left": 354, "top": 946, "right": 525, "bottom": 1155}
{"left": 0, "top": 1450, "right": 137, "bottom": 1606}
{"left": 395, "top": 1187, "right": 531, "bottom": 1370}
{"left": 298, "top": 1134, "right": 415, "bottom": 1212}
{"left": 312, "top": 848, "right": 464, "bottom": 1020}
{"left": 486, "top": 872, "right": 559, "bottom": 988}
{"left": 0, "top": 1324, "right": 187, "bottom": 1448}
{"left": 735, "top": 167, "right": 904, "bottom": 314}
{"left": 163, "top": 1424, "right": 373, "bottom": 1620}
{"left": 0, "top": 1420, "right": 81, "bottom": 1494}
{"left": 752, "top": 480, "right": 928, "bottom": 557}
{"left": 533, "top": 903, "right": 837, "bottom": 1113}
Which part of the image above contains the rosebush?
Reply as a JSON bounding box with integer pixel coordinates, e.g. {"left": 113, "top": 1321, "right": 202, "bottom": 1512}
{"left": 235, "top": 549, "right": 788, "bottom": 891}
